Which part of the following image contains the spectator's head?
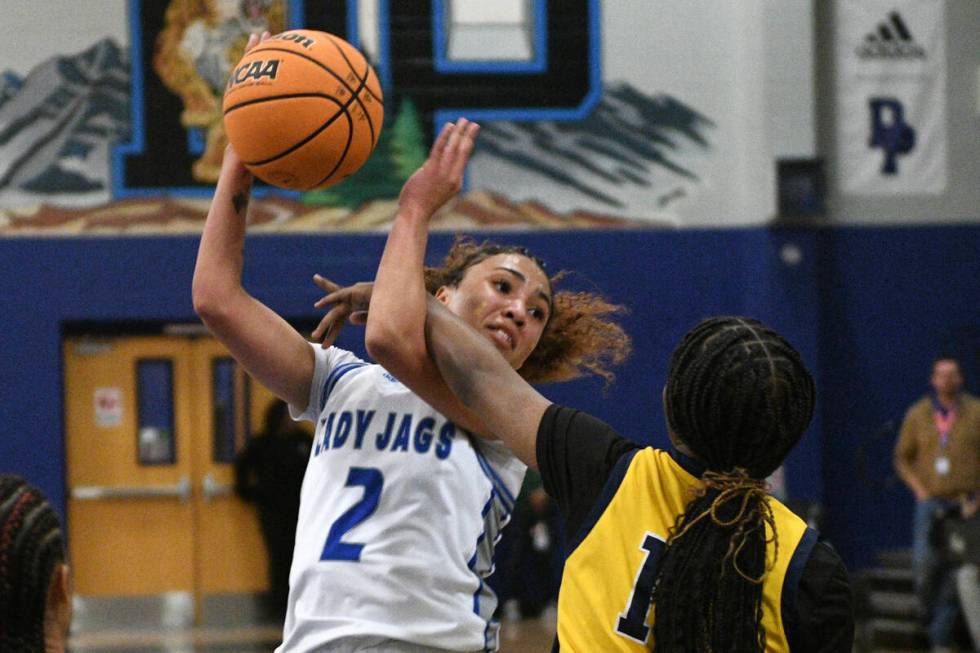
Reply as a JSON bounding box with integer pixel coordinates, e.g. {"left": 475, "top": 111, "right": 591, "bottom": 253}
{"left": 0, "top": 475, "right": 71, "bottom": 653}
{"left": 930, "top": 357, "right": 963, "bottom": 398}
{"left": 262, "top": 399, "right": 292, "bottom": 436}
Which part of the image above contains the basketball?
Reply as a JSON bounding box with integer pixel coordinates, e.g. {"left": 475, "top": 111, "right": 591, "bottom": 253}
{"left": 222, "top": 30, "right": 384, "bottom": 191}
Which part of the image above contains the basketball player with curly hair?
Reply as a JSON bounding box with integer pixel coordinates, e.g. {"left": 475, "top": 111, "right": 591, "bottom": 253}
{"left": 0, "top": 475, "right": 72, "bottom": 653}
{"left": 361, "top": 176, "right": 855, "bottom": 650}
{"left": 195, "top": 107, "right": 629, "bottom": 649}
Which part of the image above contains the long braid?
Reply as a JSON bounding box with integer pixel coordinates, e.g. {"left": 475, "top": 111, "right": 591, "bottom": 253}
{"left": 652, "top": 317, "right": 815, "bottom": 652}
{"left": 0, "top": 475, "right": 66, "bottom": 653}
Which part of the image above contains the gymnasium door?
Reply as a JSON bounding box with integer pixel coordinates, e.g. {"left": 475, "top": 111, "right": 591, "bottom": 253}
{"left": 64, "top": 334, "right": 285, "bottom": 624}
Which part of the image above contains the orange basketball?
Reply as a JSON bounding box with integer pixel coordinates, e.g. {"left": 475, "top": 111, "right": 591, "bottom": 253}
{"left": 222, "top": 29, "right": 384, "bottom": 191}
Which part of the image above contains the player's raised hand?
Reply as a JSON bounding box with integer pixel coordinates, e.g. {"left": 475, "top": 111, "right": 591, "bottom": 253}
{"left": 398, "top": 119, "right": 480, "bottom": 220}
{"left": 311, "top": 275, "right": 374, "bottom": 348}
{"left": 220, "top": 31, "right": 271, "bottom": 174}
{"left": 244, "top": 30, "right": 272, "bottom": 54}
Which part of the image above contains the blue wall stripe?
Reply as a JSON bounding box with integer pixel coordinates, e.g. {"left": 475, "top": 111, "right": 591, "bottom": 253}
{"left": 8, "top": 225, "right": 980, "bottom": 569}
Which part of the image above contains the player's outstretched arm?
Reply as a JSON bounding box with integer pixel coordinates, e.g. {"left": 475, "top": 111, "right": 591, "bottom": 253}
{"left": 192, "top": 37, "right": 313, "bottom": 410}
{"left": 424, "top": 295, "right": 550, "bottom": 468}
{"left": 364, "top": 120, "right": 491, "bottom": 436}
{"left": 192, "top": 143, "right": 314, "bottom": 409}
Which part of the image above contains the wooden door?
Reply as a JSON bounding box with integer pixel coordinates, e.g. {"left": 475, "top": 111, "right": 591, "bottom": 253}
{"left": 65, "top": 337, "right": 197, "bottom": 597}
{"left": 190, "top": 338, "right": 273, "bottom": 596}
{"left": 64, "top": 334, "right": 298, "bottom": 621}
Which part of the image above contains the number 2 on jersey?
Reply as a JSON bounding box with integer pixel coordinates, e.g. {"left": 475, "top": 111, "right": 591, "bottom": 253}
{"left": 320, "top": 467, "right": 384, "bottom": 562}
{"left": 616, "top": 533, "right": 665, "bottom": 643}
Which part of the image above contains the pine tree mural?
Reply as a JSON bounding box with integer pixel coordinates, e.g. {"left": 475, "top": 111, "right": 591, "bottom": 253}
{"left": 303, "top": 97, "right": 427, "bottom": 208}
{"left": 390, "top": 99, "right": 427, "bottom": 179}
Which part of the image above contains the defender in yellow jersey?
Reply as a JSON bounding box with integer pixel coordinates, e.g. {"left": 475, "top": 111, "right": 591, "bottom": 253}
{"left": 555, "top": 446, "right": 812, "bottom": 652}
{"left": 413, "top": 313, "right": 853, "bottom": 652}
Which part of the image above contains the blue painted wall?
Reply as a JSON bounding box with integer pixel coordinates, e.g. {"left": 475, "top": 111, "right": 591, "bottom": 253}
{"left": 1, "top": 224, "right": 977, "bottom": 569}
{"left": 816, "top": 224, "right": 980, "bottom": 568}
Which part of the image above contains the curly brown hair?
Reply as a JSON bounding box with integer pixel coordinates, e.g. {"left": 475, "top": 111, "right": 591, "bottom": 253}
{"left": 424, "top": 236, "right": 632, "bottom": 385}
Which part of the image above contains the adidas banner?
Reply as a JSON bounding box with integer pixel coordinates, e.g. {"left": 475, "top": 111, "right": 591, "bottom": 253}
{"left": 835, "top": 0, "right": 946, "bottom": 194}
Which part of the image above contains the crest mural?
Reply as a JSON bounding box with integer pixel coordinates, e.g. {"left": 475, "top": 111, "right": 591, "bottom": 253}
{"left": 155, "top": 0, "right": 286, "bottom": 183}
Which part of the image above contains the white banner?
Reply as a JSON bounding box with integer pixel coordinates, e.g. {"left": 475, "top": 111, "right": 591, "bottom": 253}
{"left": 835, "top": 0, "right": 946, "bottom": 195}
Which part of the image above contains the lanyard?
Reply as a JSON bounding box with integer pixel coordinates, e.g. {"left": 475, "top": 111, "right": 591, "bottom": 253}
{"left": 933, "top": 407, "right": 956, "bottom": 452}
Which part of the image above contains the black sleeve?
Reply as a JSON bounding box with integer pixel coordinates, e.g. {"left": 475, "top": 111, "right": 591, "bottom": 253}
{"left": 536, "top": 403, "right": 641, "bottom": 536}
{"left": 786, "top": 540, "right": 855, "bottom": 653}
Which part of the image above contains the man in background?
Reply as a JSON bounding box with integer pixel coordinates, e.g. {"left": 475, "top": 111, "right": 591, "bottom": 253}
{"left": 894, "top": 357, "right": 980, "bottom": 652}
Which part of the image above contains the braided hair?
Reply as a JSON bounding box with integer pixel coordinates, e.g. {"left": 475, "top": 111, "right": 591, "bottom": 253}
{"left": 652, "top": 317, "right": 815, "bottom": 652}
{"left": 0, "top": 475, "right": 66, "bottom": 652}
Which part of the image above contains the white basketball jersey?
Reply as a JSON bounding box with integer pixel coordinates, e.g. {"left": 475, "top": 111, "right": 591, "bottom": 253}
{"left": 278, "top": 344, "right": 526, "bottom": 652}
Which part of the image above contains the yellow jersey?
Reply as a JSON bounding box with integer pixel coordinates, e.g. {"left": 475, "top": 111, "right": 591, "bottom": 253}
{"left": 555, "top": 447, "right": 814, "bottom": 652}
{"left": 535, "top": 405, "right": 852, "bottom": 652}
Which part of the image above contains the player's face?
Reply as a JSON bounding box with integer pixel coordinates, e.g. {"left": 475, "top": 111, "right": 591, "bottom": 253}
{"left": 436, "top": 253, "right": 551, "bottom": 370}
{"left": 930, "top": 360, "right": 963, "bottom": 396}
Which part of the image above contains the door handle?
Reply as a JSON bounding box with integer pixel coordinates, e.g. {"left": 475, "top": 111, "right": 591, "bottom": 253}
{"left": 201, "top": 473, "right": 233, "bottom": 502}
{"left": 72, "top": 476, "right": 192, "bottom": 503}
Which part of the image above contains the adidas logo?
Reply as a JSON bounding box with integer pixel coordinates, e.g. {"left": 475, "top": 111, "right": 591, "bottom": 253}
{"left": 857, "top": 10, "right": 926, "bottom": 59}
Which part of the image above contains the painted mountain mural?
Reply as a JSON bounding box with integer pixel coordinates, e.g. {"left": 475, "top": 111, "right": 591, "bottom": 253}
{"left": 469, "top": 82, "right": 715, "bottom": 220}
{"left": 0, "top": 39, "right": 129, "bottom": 204}
{"left": 0, "top": 38, "right": 714, "bottom": 232}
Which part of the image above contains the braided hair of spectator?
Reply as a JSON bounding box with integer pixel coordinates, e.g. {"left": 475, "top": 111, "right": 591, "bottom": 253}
{"left": 653, "top": 317, "right": 815, "bottom": 652}
{"left": 0, "top": 475, "right": 67, "bottom": 652}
